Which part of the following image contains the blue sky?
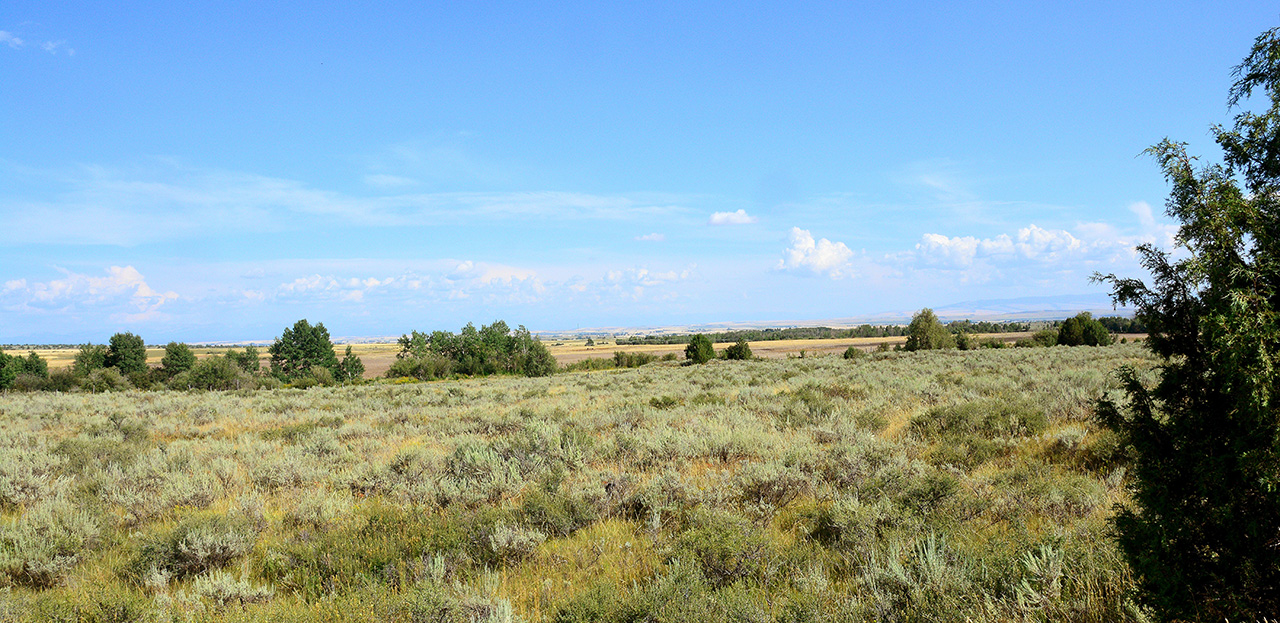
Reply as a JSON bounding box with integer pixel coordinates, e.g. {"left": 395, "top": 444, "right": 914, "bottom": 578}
{"left": 1, "top": 2, "right": 1275, "bottom": 343}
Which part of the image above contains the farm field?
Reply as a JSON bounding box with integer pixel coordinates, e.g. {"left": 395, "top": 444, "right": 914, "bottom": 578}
{"left": 0, "top": 344, "right": 1153, "bottom": 622}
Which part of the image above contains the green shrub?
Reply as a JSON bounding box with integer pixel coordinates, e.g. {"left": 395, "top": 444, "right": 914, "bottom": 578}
{"left": 613, "top": 351, "right": 657, "bottom": 368}
{"left": 130, "top": 512, "right": 258, "bottom": 580}
{"left": 842, "top": 345, "right": 866, "bottom": 360}
{"left": 82, "top": 368, "right": 131, "bottom": 393}
{"left": 44, "top": 368, "right": 78, "bottom": 391}
{"left": 1057, "top": 312, "right": 1113, "bottom": 347}
{"left": 386, "top": 354, "right": 454, "bottom": 380}
{"left": 518, "top": 486, "right": 598, "bottom": 538}
{"left": 911, "top": 399, "right": 1049, "bottom": 440}
{"left": 177, "top": 356, "right": 249, "bottom": 390}
{"left": 676, "top": 510, "right": 773, "bottom": 588}
{"left": 1016, "top": 329, "right": 1059, "bottom": 348}
{"left": 29, "top": 584, "right": 156, "bottom": 623}
{"left": 723, "top": 339, "right": 753, "bottom": 361}
{"left": 685, "top": 335, "right": 715, "bottom": 364}
{"left": 905, "top": 309, "right": 956, "bottom": 351}
{"left": 0, "top": 497, "right": 101, "bottom": 588}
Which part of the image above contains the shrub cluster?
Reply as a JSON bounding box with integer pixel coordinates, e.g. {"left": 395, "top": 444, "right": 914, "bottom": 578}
{"left": 388, "top": 321, "right": 556, "bottom": 380}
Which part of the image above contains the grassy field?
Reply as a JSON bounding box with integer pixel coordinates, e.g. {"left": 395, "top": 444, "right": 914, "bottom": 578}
{"left": 0, "top": 344, "right": 1153, "bottom": 622}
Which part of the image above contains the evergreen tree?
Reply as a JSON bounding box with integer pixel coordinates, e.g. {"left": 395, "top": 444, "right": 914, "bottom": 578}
{"left": 338, "top": 345, "right": 365, "bottom": 383}
{"left": 685, "top": 334, "right": 715, "bottom": 364}
{"left": 1095, "top": 27, "right": 1280, "bottom": 620}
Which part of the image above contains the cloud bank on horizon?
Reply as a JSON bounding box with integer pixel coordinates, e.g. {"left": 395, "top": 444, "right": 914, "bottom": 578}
{"left": 1, "top": 2, "right": 1266, "bottom": 342}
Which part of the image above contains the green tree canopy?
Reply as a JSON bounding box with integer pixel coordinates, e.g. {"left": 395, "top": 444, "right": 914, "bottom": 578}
{"left": 337, "top": 345, "right": 365, "bottom": 383}
{"left": 904, "top": 309, "right": 956, "bottom": 351}
{"left": 723, "top": 339, "right": 752, "bottom": 361}
{"left": 1095, "top": 26, "right": 1280, "bottom": 620}
{"left": 269, "top": 319, "right": 339, "bottom": 380}
{"left": 685, "top": 334, "right": 715, "bottom": 364}
{"left": 105, "top": 332, "right": 148, "bottom": 375}
{"left": 1057, "top": 312, "right": 1113, "bottom": 347}
{"left": 391, "top": 321, "right": 556, "bottom": 378}
{"left": 161, "top": 342, "right": 197, "bottom": 377}
{"left": 73, "top": 343, "right": 107, "bottom": 377}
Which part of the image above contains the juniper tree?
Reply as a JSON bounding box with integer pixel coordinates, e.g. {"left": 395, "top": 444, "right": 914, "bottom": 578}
{"left": 1095, "top": 27, "right": 1280, "bottom": 621}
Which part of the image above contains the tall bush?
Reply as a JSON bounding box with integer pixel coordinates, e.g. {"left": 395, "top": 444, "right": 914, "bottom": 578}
{"left": 685, "top": 334, "right": 715, "bottom": 364}
{"left": 1095, "top": 26, "right": 1280, "bottom": 621}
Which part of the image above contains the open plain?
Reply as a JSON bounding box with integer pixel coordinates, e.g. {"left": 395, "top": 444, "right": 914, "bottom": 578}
{"left": 0, "top": 343, "right": 1153, "bottom": 621}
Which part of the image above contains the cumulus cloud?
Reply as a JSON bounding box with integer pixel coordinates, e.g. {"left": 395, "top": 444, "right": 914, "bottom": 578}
{"left": 601, "top": 266, "right": 693, "bottom": 301}
{"left": 777, "top": 227, "right": 854, "bottom": 277}
{"left": 635, "top": 233, "right": 665, "bottom": 242}
{"left": 914, "top": 225, "right": 1090, "bottom": 267}
{"left": 709, "top": 209, "right": 758, "bottom": 225}
{"left": 4, "top": 266, "right": 178, "bottom": 316}
{"left": 0, "top": 31, "right": 23, "bottom": 49}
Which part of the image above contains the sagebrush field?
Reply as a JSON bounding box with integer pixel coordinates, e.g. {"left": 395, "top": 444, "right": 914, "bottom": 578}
{"left": 0, "top": 344, "right": 1154, "bottom": 622}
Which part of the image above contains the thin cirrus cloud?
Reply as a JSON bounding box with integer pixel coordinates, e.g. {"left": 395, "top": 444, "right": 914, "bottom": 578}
{"left": 708, "top": 209, "right": 758, "bottom": 225}
{"left": 0, "top": 30, "right": 74, "bottom": 55}
{"left": 0, "top": 164, "right": 695, "bottom": 245}
{"left": 634, "top": 233, "right": 665, "bottom": 242}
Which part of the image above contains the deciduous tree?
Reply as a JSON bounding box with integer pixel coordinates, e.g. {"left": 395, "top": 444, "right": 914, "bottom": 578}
{"left": 269, "top": 320, "right": 339, "bottom": 381}
{"left": 904, "top": 309, "right": 955, "bottom": 351}
{"left": 105, "top": 332, "right": 147, "bottom": 375}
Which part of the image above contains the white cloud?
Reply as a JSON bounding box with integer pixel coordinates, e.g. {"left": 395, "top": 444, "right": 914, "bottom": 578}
{"left": 600, "top": 266, "right": 693, "bottom": 301}
{"left": 0, "top": 32, "right": 23, "bottom": 49}
{"left": 41, "top": 40, "right": 65, "bottom": 54}
{"left": 777, "top": 227, "right": 854, "bottom": 277}
{"left": 635, "top": 233, "right": 665, "bottom": 242}
{"left": 5, "top": 266, "right": 178, "bottom": 315}
{"left": 1128, "top": 201, "right": 1178, "bottom": 248}
{"left": 914, "top": 224, "right": 1090, "bottom": 267}
{"left": 708, "top": 209, "right": 758, "bottom": 225}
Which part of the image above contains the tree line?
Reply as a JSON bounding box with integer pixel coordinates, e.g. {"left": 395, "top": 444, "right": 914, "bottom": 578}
{"left": 616, "top": 320, "right": 1046, "bottom": 346}
{"left": 0, "top": 319, "right": 365, "bottom": 392}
